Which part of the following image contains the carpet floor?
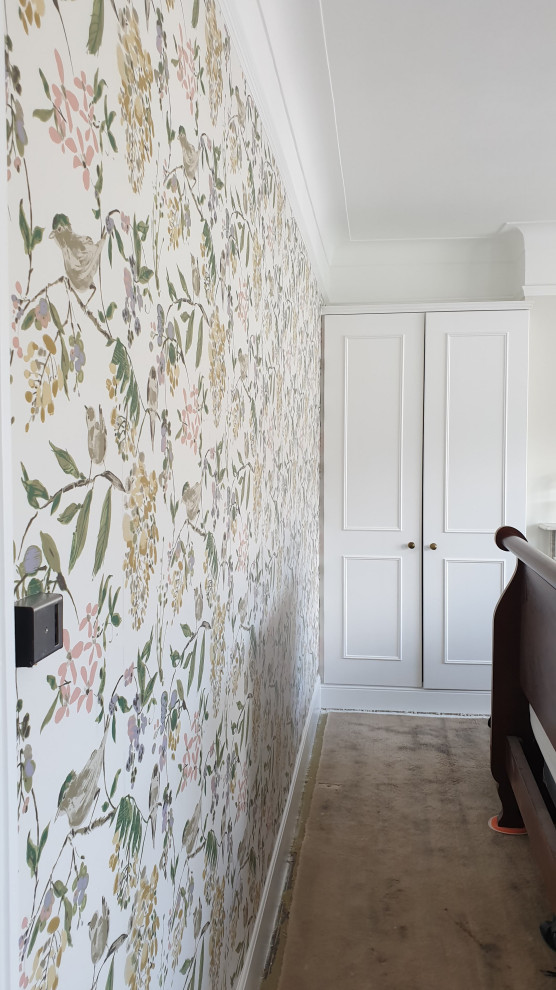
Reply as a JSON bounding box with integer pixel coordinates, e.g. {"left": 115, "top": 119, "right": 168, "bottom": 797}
{"left": 264, "top": 712, "right": 556, "bottom": 990}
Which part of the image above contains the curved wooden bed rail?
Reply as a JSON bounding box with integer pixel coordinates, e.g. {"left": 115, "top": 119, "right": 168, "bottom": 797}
{"left": 491, "top": 525, "right": 556, "bottom": 915}
{"left": 495, "top": 525, "right": 556, "bottom": 589}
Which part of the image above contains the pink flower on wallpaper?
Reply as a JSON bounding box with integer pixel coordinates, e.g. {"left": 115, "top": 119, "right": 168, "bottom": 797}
{"left": 47, "top": 51, "right": 98, "bottom": 189}
{"left": 79, "top": 601, "right": 99, "bottom": 639}
{"left": 78, "top": 602, "right": 102, "bottom": 664}
{"left": 236, "top": 523, "right": 248, "bottom": 572}
{"left": 179, "top": 385, "right": 201, "bottom": 454}
{"left": 55, "top": 630, "right": 98, "bottom": 721}
{"left": 175, "top": 26, "right": 197, "bottom": 115}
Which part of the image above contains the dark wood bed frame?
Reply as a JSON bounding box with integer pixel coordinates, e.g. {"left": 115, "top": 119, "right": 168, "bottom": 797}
{"left": 491, "top": 525, "right": 556, "bottom": 933}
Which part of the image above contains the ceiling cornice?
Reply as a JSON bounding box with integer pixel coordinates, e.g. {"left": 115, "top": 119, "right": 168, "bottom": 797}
{"left": 504, "top": 222, "right": 556, "bottom": 297}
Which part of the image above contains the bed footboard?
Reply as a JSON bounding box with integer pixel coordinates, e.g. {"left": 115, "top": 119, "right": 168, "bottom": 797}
{"left": 491, "top": 526, "right": 556, "bottom": 913}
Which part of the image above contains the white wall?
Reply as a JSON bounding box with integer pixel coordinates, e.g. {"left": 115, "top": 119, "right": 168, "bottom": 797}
{"left": 526, "top": 296, "right": 556, "bottom": 550}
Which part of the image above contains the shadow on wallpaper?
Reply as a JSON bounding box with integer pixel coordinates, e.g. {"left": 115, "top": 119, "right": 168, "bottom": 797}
{"left": 5, "top": 0, "right": 321, "bottom": 986}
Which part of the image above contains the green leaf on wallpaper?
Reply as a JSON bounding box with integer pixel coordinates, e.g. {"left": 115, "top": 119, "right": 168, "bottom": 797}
{"left": 177, "top": 267, "right": 189, "bottom": 295}
{"left": 114, "top": 228, "right": 125, "bottom": 259}
{"left": 180, "top": 957, "right": 193, "bottom": 977}
{"left": 167, "top": 275, "right": 177, "bottom": 302}
{"left": 133, "top": 217, "right": 142, "bottom": 271}
{"left": 40, "top": 693, "right": 58, "bottom": 733}
{"left": 205, "top": 830, "right": 218, "bottom": 871}
{"left": 40, "top": 531, "right": 61, "bottom": 573}
{"left": 195, "top": 317, "right": 203, "bottom": 369}
{"left": 63, "top": 895, "right": 73, "bottom": 940}
{"left": 198, "top": 632, "right": 205, "bottom": 690}
{"left": 38, "top": 825, "right": 49, "bottom": 857}
{"left": 48, "top": 302, "right": 64, "bottom": 335}
{"left": 26, "top": 833, "right": 37, "bottom": 876}
{"left": 109, "top": 769, "right": 121, "bottom": 799}
{"left": 50, "top": 492, "right": 61, "bottom": 515}
{"left": 27, "top": 578, "right": 43, "bottom": 597}
{"left": 186, "top": 644, "right": 197, "bottom": 694}
{"left": 38, "top": 68, "right": 51, "bottom": 99}
{"left": 30, "top": 226, "right": 44, "bottom": 250}
{"left": 138, "top": 266, "right": 154, "bottom": 284}
{"left": 143, "top": 673, "right": 157, "bottom": 707}
{"left": 20, "top": 309, "right": 36, "bottom": 331}
{"left": 21, "top": 466, "right": 49, "bottom": 508}
{"left": 19, "top": 200, "right": 31, "bottom": 255}
{"left": 33, "top": 107, "right": 54, "bottom": 122}
{"left": 60, "top": 338, "right": 70, "bottom": 394}
{"left": 173, "top": 317, "right": 183, "bottom": 354}
{"left": 185, "top": 311, "right": 195, "bottom": 353}
{"left": 58, "top": 502, "right": 82, "bottom": 525}
{"left": 69, "top": 489, "right": 93, "bottom": 572}
{"left": 27, "top": 918, "right": 40, "bottom": 957}
{"left": 112, "top": 339, "right": 140, "bottom": 425}
{"left": 93, "top": 486, "right": 111, "bottom": 576}
{"left": 105, "top": 957, "right": 114, "bottom": 990}
{"left": 50, "top": 441, "right": 81, "bottom": 479}
{"left": 192, "top": 0, "right": 199, "bottom": 27}
{"left": 117, "top": 696, "right": 130, "bottom": 713}
{"left": 52, "top": 879, "right": 68, "bottom": 898}
{"left": 116, "top": 795, "right": 143, "bottom": 857}
{"left": 87, "top": 0, "right": 105, "bottom": 55}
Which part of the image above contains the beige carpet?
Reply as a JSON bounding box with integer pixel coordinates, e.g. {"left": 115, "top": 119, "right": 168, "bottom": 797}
{"left": 265, "top": 713, "right": 556, "bottom": 990}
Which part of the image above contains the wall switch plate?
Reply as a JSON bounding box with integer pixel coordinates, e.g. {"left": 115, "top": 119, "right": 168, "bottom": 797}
{"left": 14, "top": 593, "right": 63, "bottom": 668}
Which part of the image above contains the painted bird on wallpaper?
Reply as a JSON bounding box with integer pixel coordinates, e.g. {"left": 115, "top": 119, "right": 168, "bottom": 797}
{"left": 146, "top": 366, "right": 158, "bottom": 450}
{"left": 237, "top": 348, "right": 248, "bottom": 380}
{"left": 88, "top": 897, "right": 110, "bottom": 966}
{"left": 182, "top": 480, "right": 202, "bottom": 522}
{"left": 56, "top": 722, "right": 109, "bottom": 829}
{"left": 49, "top": 214, "right": 106, "bottom": 297}
{"left": 178, "top": 127, "right": 199, "bottom": 183}
{"left": 86, "top": 404, "right": 107, "bottom": 466}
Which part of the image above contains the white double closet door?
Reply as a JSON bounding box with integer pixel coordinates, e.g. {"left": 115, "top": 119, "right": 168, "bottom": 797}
{"left": 323, "top": 309, "right": 528, "bottom": 692}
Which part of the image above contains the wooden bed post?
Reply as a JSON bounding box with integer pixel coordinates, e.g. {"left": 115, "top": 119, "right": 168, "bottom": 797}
{"left": 491, "top": 527, "right": 531, "bottom": 828}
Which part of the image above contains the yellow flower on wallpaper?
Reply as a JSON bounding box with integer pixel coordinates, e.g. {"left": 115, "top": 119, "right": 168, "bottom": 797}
{"left": 117, "top": 6, "right": 154, "bottom": 192}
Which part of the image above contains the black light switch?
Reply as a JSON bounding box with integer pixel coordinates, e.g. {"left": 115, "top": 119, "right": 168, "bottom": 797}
{"left": 14, "top": 592, "right": 63, "bottom": 668}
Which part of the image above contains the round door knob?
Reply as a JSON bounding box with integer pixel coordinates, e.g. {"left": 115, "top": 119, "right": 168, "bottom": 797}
{"left": 430, "top": 543, "right": 438, "bottom": 550}
{"left": 407, "top": 541, "right": 416, "bottom": 549}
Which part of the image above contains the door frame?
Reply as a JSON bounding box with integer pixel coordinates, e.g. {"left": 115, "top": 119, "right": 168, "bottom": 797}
{"left": 0, "top": 18, "right": 19, "bottom": 988}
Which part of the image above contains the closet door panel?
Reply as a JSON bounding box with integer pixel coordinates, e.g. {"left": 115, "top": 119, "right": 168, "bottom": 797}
{"left": 422, "top": 310, "right": 528, "bottom": 691}
{"left": 323, "top": 313, "right": 424, "bottom": 688}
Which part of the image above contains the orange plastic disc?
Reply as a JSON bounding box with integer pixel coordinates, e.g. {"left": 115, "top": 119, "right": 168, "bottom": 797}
{"left": 488, "top": 815, "right": 527, "bottom": 835}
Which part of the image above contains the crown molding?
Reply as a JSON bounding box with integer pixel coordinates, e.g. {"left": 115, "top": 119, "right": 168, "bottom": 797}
{"left": 504, "top": 222, "right": 556, "bottom": 297}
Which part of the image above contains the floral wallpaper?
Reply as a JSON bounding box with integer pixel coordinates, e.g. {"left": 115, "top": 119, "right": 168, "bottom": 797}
{"left": 5, "top": 0, "right": 321, "bottom": 986}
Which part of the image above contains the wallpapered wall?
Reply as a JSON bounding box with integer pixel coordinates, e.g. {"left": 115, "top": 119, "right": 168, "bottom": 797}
{"left": 5, "top": 0, "right": 321, "bottom": 985}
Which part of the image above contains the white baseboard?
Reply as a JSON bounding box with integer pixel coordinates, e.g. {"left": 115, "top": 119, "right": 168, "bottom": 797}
{"left": 237, "top": 676, "right": 322, "bottom": 990}
{"left": 321, "top": 683, "right": 490, "bottom": 716}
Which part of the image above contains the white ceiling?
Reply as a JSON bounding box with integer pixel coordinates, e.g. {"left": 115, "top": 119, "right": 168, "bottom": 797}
{"left": 222, "top": 0, "right": 556, "bottom": 300}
